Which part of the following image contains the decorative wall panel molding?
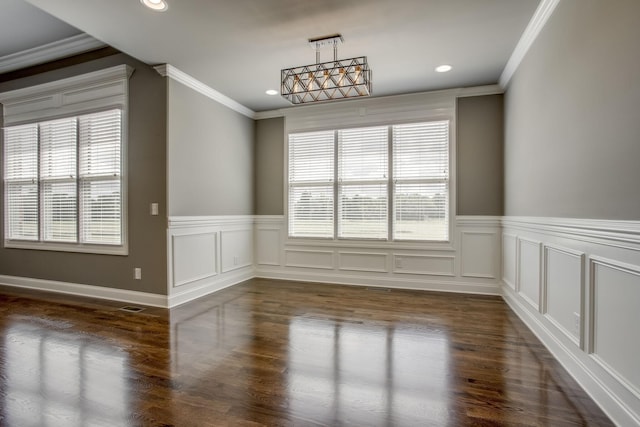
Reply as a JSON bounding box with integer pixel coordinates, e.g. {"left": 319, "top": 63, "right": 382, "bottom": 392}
{"left": 517, "top": 237, "right": 542, "bottom": 310}
{"left": 502, "top": 216, "right": 640, "bottom": 427}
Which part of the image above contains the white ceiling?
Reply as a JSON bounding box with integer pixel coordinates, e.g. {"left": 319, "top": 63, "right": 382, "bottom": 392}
{"left": 3, "top": 0, "right": 540, "bottom": 112}
{"left": 0, "top": 0, "right": 80, "bottom": 57}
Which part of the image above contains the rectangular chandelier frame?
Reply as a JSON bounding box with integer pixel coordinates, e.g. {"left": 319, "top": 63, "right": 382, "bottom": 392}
{"left": 281, "top": 34, "right": 372, "bottom": 104}
{"left": 281, "top": 57, "right": 371, "bottom": 105}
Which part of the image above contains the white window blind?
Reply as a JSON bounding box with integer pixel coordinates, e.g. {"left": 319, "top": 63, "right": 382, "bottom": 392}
{"left": 4, "top": 124, "right": 38, "bottom": 241}
{"left": 287, "top": 120, "right": 450, "bottom": 242}
{"left": 338, "top": 126, "right": 388, "bottom": 239}
{"left": 393, "top": 121, "right": 449, "bottom": 241}
{"left": 40, "top": 117, "right": 78, "bottom": 242}
{"left": 3, "top": 109, "right": 123, "bottom": 248}
{"left": 79, "top": 109, "right": 122, "bottom": 245}
{"left": 288, "top": 131, "right": 334, "bottom": 238}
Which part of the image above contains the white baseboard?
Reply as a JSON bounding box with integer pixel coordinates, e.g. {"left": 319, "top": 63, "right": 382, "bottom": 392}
{"left": 0, "top": 274, "right": 168, "bottom": 308}
{"left": 256, "top": 267, "right": 500, "bottom": 295}
{"left": 167, "top": 266, "right": 254, "bottom": 308}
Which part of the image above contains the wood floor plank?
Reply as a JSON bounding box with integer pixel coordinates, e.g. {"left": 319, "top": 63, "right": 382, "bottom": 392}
{"left": 0, "top": 279, "right": 612, "bottom": 426}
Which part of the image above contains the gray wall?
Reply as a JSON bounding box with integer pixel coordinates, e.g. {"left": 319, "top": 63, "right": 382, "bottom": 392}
{"left": 457, "top": 95, "right": 504, "bottom": 215}
{"left": 504, "top": 0, "right": 640, "bottom": 219}
{"left": 255, "top": 117, "right": 284, "bottom": 215}
{"left": 0, "top": 53, "right": 168, "bottom": 294}
{"left": 167, "top": 80, "right": 254, "bottom": 216}
{"left": 254, "top": 101, "right": 503, "bottom": 217}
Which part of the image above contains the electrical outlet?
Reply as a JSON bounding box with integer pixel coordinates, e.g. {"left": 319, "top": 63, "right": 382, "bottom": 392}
{"left": 573, "top": 312, "right": 580, "bottom": 335}
{"left": 395, "top": 257, "right": 403, "bottom": 269}
{"left": 150, "top": 203, "right": 159, "bottom": 216}
{"left": 134, "top": 268, "right": 142, "bottom": 280}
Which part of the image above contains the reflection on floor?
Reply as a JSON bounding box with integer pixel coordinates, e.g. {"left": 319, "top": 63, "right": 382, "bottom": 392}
{"left": 0, "top": 279, "right": 612, "bottom": 426}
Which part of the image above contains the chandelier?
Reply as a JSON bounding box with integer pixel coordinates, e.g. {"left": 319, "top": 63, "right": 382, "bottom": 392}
{"left": 281, "top": 34, "right": 371, "bottom": 104}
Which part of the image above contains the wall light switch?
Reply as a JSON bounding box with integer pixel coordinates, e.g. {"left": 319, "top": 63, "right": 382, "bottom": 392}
{"left": 151, "top": 203, "right": 159, "bottom": 216}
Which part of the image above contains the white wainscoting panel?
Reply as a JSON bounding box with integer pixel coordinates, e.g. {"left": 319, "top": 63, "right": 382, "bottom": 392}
{"left": 339, "top": 252, "right": 388, "bottom": 273}
{"left": 502, "top": 216, "right": 640, "bottom": 427}
{"left": 256, "top": 228, "right": 281, "bottom": 266}
{"left": 460, "top": 231, "right": 499, "bottom": 279}
{"left": 590, "top": 257, "right": 640, "bottom": 397}
{"left": 517, "top": 238, "right": 541, "bottom": 310}
{"left": 167, "top": 216, "right": 255, "bottom": 307}
{"left": 256, "top": 216, "right": 501, "bottom": 295}
{"left": 172, "top": 232, "right": 218, "bottom": 287}
{"left": 393, "top": 254, "right": 455, "bottom": 276}
{"left": 543, "top": 245, "right": 584, "bottom": 345}
{"left": 285, "top": 249, "right": 334, "bottom": 269}
{"left": 221, "top": 229, "right": 253, "bottom": 273}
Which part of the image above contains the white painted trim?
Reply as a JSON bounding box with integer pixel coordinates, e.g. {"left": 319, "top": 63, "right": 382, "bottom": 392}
{"left": 0, "top": 275, "right": 167, "bottom": 308}
{"left": 168, "top": 215, "right": 257, "bottom": 228}
{"left": 256, "top": 267, "right": 500, "bottom": 296}
{"left": 0, "top": 34, "right": 106, "bottom": 74}
{"left": 499, "top": 0, "right": 560, "bottom": 88}
{"left": 455, "top": 84, "right": 504, "bottom": 98}
{"left": 502, "top": 216, "right": 640, "bottom": 249}
{"left": 456, "top": 215, "right": 502, "bottom": 227}
{"left": 154, "top": 64, "right": 255, "bottom": 119}
{"left": 167, "top": 266, "right": 253, "bottom": 308}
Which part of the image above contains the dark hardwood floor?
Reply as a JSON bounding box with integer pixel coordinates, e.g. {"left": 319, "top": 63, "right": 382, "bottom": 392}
{"left": 0, "top": 279, "right": 612, "bottom": 426}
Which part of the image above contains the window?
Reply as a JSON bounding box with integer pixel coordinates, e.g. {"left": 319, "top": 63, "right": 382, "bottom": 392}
{"left": 1, "top": 64, "right": 131, "bottom": 254}
{"left": 4, "top": 110, "right": 123, "bottom": 246}
{"left": 288, "top": 121, "right": 449, "bottom": 241}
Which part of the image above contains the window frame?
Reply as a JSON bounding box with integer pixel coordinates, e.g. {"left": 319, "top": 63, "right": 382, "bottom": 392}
{"left": 1, "top": 65, "right": 132, "bottom": 255}
{"left": 286, "top": 118, "right": 453, "bottom": 246}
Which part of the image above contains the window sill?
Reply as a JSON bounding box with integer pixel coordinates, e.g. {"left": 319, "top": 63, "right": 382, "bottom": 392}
{"left": 4, "top": 240, "right": 128, "bottom": 256}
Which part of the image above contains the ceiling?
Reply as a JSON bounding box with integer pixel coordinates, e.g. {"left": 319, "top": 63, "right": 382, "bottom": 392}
{"left": 2, "top": 0, "right": 540, "bottom": 112}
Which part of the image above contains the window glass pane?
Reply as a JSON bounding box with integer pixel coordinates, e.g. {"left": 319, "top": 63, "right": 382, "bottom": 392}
{"left": 393, "top": 121, "right": 449, "bottom": 241}
{"left": 4, "top": 124, "right": 38, "bottom": 180}
{"left": 40, "top": 118, "right": 77, "bottom": 179}
{"left": 4, "top": 124, "right": 38, "bottom": 240}
{"left": 289, "top": 186, "right": 334, "bottom": 238}
{"left": 81, "top": 180, "right": 121, "bottom": 245}
{"left": 394, "top": 182, "right": 448, "bottom": 241}
{"left": 288, "top": 131, "right": 334, "bottom": 238}
{"left": 393, "top": 121, "right": 448, "bottom": 180}
{"left": 289, "top": 131, "right": 334, "bottom": 183}
{"left": 79, "top": 109, "right": 122, "bottom": 245}
{"left": 6, "top": 183, "right": 38, "bottom": 241}
{"left": 42, "top": 182, "right": 77, "bottom": 242}
{"left": 79, "top": 109, "right": 121, "bottom": 178}
{"left": 337, "top": 126, "right": 388, "bottom": 239}
{"left": 338, "top": 126, "right": 387, "bottom": 181}
{"left": 339, "top": 184, "right": 387, "bottom": 239}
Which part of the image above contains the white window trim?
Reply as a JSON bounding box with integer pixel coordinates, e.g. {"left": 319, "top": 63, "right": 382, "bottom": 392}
{"left": 1, "top": 64, "right": 133, "bottom": 255}
{"left": 282, "top": 91, "right": 458, "bottom": 250}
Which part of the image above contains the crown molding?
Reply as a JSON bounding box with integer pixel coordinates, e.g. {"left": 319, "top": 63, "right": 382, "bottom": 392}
{"left": 154, "top": 64, "right": 256, "bottom": 119}
{"left": 499, "top": 0, "right": 560, "bottom": 88}
{"left": 0, "top": 34, "right": 106, "bottom": 75}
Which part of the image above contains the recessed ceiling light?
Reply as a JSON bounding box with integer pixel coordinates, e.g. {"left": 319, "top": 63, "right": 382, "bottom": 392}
{"left": 435, "top": 65, "right": 452, "bottom": 73}
{"left": 141, "top": 0, "right": 168, "bottom": 11}
{"left": 265, "top": 89, "right": 278, "bottom": 96}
